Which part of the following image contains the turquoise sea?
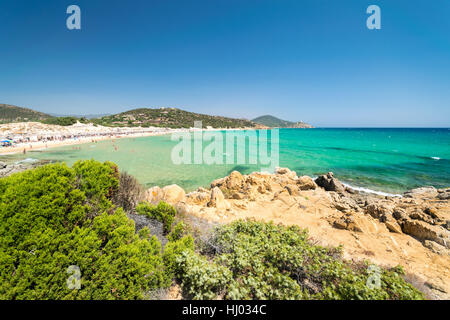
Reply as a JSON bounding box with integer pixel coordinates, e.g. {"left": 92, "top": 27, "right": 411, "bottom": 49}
{"left": 1, "top": 128, "right": 449, "bottom": 194}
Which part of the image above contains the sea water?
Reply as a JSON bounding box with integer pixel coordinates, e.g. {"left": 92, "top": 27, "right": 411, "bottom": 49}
{"left": 1, "top": 128, "right": 449, "bottom": 194}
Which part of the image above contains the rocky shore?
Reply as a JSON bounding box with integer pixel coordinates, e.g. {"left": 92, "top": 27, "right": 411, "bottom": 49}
{"left": 0, "top": 159, "right": 54, "bottom": 178}
{"left": 143, "top": 168, "right": 450, "bottom": 299}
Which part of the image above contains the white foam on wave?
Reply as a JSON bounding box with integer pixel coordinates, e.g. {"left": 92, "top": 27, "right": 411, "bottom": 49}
{"left": 16, "top": 158, "right": 39, "bottom": 164}
{"left": 431, "top": 156, "right": 440, "bottom": 160}
{"left": 303, "top": 174, "right": 402, "bottom": 197}
{"left": 341, "top": 182, "right": 402, "bottom": 197}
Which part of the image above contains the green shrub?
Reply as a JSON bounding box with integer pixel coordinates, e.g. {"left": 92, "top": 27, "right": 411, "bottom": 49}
{"left": 168, "top": 222, "right": 188, "bottom": 242}
{"left": 175, "top": 250, "right": 232, "bottom": 300}
{"left": 163, "top": 235, "right": 195, "bottom": 278}
{"left": 0, "top": 161, "right": 170, "bottom": 299}
{"left": 174, "top": 220, "right": 425, "bottom": 300}
{"left": 136, "top": 201, "right": 176, "bottom": 234}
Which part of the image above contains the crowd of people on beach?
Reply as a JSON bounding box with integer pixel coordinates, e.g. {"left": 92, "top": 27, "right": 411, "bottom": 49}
{"left": 0, "top": 123, "right": 180, "bottom": 155}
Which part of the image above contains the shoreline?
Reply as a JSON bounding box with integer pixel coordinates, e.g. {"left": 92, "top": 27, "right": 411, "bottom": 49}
{"left": 0, "top": 122, "right": 254, "bottom": 156}
{"left": 0, "top": 131, "right": 172, "bottom": 156}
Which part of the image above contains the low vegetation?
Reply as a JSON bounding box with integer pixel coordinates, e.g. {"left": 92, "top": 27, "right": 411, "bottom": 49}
{"left": 174, "top": 220, "right": 425, "bottom": 300}
{"left": 92, "top": 107, "right": 257, "bottom": 128}
{"left": 42, "top": 116, "right": 89, "bottom": 126}
{"left": 0, "top": 160, "right": 425, "bottom": 300}
{"left": 0, "top": 104, "right": 52, "bottom": 123}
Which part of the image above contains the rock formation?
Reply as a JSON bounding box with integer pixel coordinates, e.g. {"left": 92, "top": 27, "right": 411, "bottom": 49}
{"left": 142, "top": 168, "right": 450, "bottom": 299}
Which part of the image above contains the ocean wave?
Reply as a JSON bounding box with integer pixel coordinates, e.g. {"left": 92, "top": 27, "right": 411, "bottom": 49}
{"left": 299, "top": 173, "right": 402, "bottom": 197}
{"left": 16, "top": 158, "right": 39, "bottom": 164}
{"left": 340, "top": 182, "right": 402, "bottom": 197}
{"left": 430, "top": 156, "right": 440, "bottom": 160}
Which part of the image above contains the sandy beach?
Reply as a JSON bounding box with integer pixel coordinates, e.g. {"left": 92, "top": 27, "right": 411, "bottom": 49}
{"left": 0, "top": 121, "right": 258, "bottom": 156}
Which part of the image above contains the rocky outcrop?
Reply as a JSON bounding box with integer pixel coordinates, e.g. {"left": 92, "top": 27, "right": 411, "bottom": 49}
{"left": 402, "top": 220, "right": 449, "bottom": 248}
{"left": 161, "top": 184, "right": 186, "bottom": 205}
{"left": 147, "top": 168, "right": 450, "bottom": 298}
{"left": 0, "top": 159, "right": 52, "bottom": 178}
{"left": 297, "top": 176, "right": 317, "bottom": 190}
{"left": 144, "top": 184, "right": 185, "bottom": 205}
{"left": 315, "top": 172, "right": 346, "bottom": 193}
{"left": 145, "top": 186, "right": 163, "bottom": 204}
{"left": 207, "top": 187, "right": 230, "bottom": 210}
{"left": 404, "top": 187, "right": 438, "bottom": 199}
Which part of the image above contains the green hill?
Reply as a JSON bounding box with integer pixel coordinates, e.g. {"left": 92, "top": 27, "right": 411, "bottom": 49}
{"left": 252, "top": 115, "right": 314, "bottom": 128}
{"left": 92, "top": 107, "right": 257, "bottom": 128}
{"left": 0, "top": 104, "right": 53, "bottom": 123}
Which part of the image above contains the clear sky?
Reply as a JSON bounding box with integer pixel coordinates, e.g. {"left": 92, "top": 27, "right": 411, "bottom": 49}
{"left": 0, "top": 0, "right": 449, "bottom": 127}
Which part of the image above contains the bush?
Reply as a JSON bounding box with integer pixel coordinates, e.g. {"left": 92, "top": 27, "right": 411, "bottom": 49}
{"left": 0, "top": 161, "right": 170, "bottom": 299}
{"left": 175, "top": 251, "right": 232, "bottom": 300}
{"left": 174, "top": 220, "right": 425, "bottom": 300}
{"left": 163, "top": 235, "right": 195, "bottom": 278}
{"left": 168, "top": 222, "right": 188, "bottom": 242}
{"left": 113, "top": 171, "right": 144, "bottom": 213}
{"left": 136, "top": 201, "right": 176, "bottom": 234}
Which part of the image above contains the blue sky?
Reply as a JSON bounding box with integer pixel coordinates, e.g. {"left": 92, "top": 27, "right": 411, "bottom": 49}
{"left": 0, "top": 0, "right": 449, "bottom": 127}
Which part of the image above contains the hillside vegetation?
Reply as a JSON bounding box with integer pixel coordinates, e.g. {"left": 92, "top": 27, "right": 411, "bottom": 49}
{"left": 0, "top": 104, "right": 53, "bottom": 123}
{"left": 92, "top": 108, "right": 258, "bottom": 128}
{"left": 252, "top": 115, "right": 313, "bottom": 128}
{"left": 0, "top": 160, "right": 425, "bottom": 300}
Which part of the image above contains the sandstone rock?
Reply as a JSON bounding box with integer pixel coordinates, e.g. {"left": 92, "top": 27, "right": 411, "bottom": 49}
{"left": 285, "top": 184, "right": 300, "bottom": 196}
{"left": 437, "top": 190, "right": 450, "bottom": 200}
{"left": 423, "top": 240, "right": 449, "bottom": 256}
{"left": 186, "top": 191, "right": 211, "bottom": 205}
{"left": 297, "top": 176, "right": 317, "bottom": 190}
{"left": 404, "top": 186, "right": 438, "bottom": 199}
{"left": 225, "top": 171, "right": 244, "bottom": 190}
{"left": 402, "top": 220, "right": 450, "bottom": 248}
{"left": 345, "top": 186, "right": 357, "bottom": 194}
{"left": 231, "top": 192, "right": 245, "bottom": 200}
{"left": 145, "top": 186, "right": 163, "bottom": 205}
{"left": 365, "top": 203, "right": 393, "bottom": 220}
{"left": 393, "top": 208, "right": 408, "bottom": 221}
{"left": 333, "top": 217, "right": 348, "bottom": 230}
{"left": 385, "top": 219, "right": 403, "bottom": 234}
{"left": 332, "top": 215, "right": 364, "bottom": 232}
{"left": 207, "top": 187, "right": 229, "bottom": 210}
{"left": 272, "top": 189, "right": 296, "bottom": 206}
{"left": 210, "top": 177, "right": 225, "bottom": 189}
{"left": 161, "top": 184, "right": 186, "bottom": 205}
{"left": 275, "top": 167, "right": 297, "bottom": 179}
{"left": 315, "top": 172, "right": 346, "bottom": 193}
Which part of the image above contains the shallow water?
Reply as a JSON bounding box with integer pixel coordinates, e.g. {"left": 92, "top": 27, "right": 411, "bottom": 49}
{"left": 1, "top": 128, "right": 449, "bottom": 193}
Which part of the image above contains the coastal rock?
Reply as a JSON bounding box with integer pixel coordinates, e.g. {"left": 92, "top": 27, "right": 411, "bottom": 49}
{"left": 384, "top": 217, "right": 403, "bottom": 234}
{"left": 207, "top": 187, "right": 229, "bottom": 210}
{"left": 315, "top": 172, "right": 346, "bottom": 193}
{"left": 225, "top": 171, "right": 244, "bottom": 190}
{"left": 297, "top": 176, "right": 317, "bottom": 190}
{"left": 145, "top": 186, "right": 163, "bottom": 204}
{"left": 285, "top": 184, "right": 300, "bottom": 196}
{"left": 161, "top": 184, "right": 186, "bottom": 205}
{"left": 0, "top": 161, "right": 6, "bottom": 169}
{"left": 423, "top": 240, "right": 449, "bottom": 256}
{"left": 404, "top": 187, "right": 438, "bottom": 199}
{"left": 272, "top": 189, "right": 296, "bottom": 206}
{"left": 210, "top": 177, "right": 225, "bottom": 189}
{"left": 275, "top": 167, "right": 297, "bottom": 179}
{"left": 402, "top": 220, "right": 450, "bottom": 248}
{"left": 332, "top": 214, "right": 367, "bottom": 233}
{"left": 437, "top": 189, "right": 450, "bottom": 200}
{"left": 186, "top": 191, "right": 211, "bottom": 205}
{"left": 393, "top": 208, "right": 408, "bottom": 221}
{"left": 365, "top": 203, "right": 393, "bottom": 220}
